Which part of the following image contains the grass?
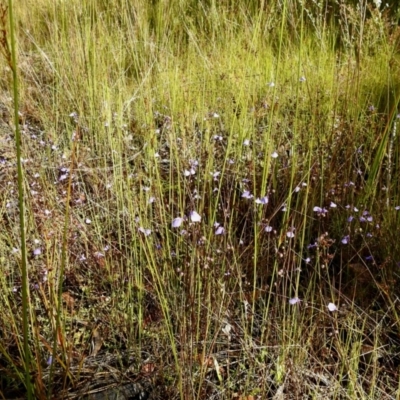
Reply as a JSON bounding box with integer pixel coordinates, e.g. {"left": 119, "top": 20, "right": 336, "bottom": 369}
{"left": 1, "top": 0, "right": 400, "bottom": 399}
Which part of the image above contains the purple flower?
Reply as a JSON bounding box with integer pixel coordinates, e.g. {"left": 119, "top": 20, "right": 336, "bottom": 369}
{"left": 215, "top": 226, "right": 225, "bottom": 235}
{"left": 255, "top": 196, "right": 269, "bottom": 205}
{"left": 265, "top": 225, "right": 273, "bottom": 233}
{"left": 286, "top": 229, "right": 295, "bottom": 238}
{"left": 242, "top": 190, "right": 253, "bottom": 199}
{"left": 172, "top": 217, "right": 184, "bottom": 228}
{"left": 313, "top": 206, "right": 328, "bottom": 215}
{"left": 341, "top": 236, "right": 349, "bottom": 245}
{"left": 289, "top": 297, "right": 300, "bottom": 305}
{"left": 138, "top": 227, "right": 152, "bottom": 236}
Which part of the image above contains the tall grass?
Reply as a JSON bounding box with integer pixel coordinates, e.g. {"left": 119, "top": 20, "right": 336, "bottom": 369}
{"left": 1, "top": 0, "right": 400, "bottom": 398}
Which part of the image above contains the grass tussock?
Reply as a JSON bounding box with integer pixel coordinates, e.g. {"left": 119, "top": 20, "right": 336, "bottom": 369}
{"left": 1, "top": 0, "right": 400, "bottom": 399}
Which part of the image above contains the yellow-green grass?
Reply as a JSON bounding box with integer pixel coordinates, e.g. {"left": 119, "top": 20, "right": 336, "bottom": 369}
{"left": 0, "top": 1, "right": 400, "bottom": 398}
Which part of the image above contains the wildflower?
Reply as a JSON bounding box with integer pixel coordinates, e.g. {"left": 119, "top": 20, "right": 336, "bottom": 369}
{"left": 190, "top": 211, "right": 201, "bottom": 223}
{"left": 341, "top": 236, "right": 349, "bottom": 244}
{"left": 286, "top": 229, "right": 295, "bottom": 238}
{"left": 255, "top": 196, "right": 269, "bottom": 205}
{"left": 215, "top": 226, "right": 225, "bottom": 235}
{"left": 212, "top": 171, "right": 220, "bottom": 180}
{"left": 299, "top": 76, "right": 306, "bottom": 82}
{"left": 327, "top": 303, "right": 338, "bottom": 312}
{"left": 313, "top": 206, "right": 328, "bottom": 215}
{"left": 271, "top": 151, "right": 278, "bottom": 158}
{"left": 330, "top": 202, "right": 337, "bottom": 208}
{"left": 138, "top": 227, "right": 152, "bottom": 236}
{"left": 242, "top": 190, "right": 253, "bottom": 199}
{"left": 265, "top": 225, "right": 273, "bottom": 233}
{"left": 184, "top": 169, "right": 196, "bottom": 176}
{"left": 289, "top": 297, "right": 300, "bottom": 305}
{"left": 85, "top": 218, "right": 92, "bottom": 224}
{"left": 33, "top": 248, "right": 42, "bottom": 256}
{"left": 172, "top": 217, "right": 183, "bottom": 228}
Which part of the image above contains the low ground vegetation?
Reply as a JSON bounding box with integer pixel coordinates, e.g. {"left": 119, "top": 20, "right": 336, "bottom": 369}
{"left": 1, "top": 1, "right": 400, "bottom": 399}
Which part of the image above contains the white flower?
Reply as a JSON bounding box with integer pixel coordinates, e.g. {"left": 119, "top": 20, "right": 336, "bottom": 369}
{"left": 190, "top": 211, "right": 201, "bottom": 223}
{"left": 328, "top": 302, "right": 338, "bottom": 312}
{"left": 138, "top": 227, "right": 152, "bottom": 236}
{"left": 271, "top": 151, "right": 278, "bottom": 158}
{"left": 289, "top": 297, "right": 300, "bottom": 305}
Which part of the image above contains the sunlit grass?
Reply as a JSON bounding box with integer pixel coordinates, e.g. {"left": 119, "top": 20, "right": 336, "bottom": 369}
{"left": 1, "top": 0, "right": 400, "bottom": 399}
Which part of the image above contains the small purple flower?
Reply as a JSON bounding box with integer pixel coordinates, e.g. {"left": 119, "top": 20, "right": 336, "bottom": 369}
{"left": 33, "top": 248, "right": 42, "bottom": 256}
{"left": 215, "top": 226, "right": 225, "bottom": 235}
{"left": 184, "top": 168, "right": 196, "bottom": 176}
{"left": 286, "top": 229, "right": 295, "bottom": 238}
{"left": 289, "top": 297, "right": 300, "bottom": 305}
{"left": 313, "top": 206, "right": 328, "bottom": 215}
{"left": 172, "top": 217, "right": 184, "bottom": 228}
{"left": 341, "top": 236, "right": 349, "bottom": 245}
{"left": 138, "top": 227, "right": 152, "bottom": 236}
{"left": 347, "top": 216, "right": 354, "bottom": 222}
{"left": 265, "top": 225, "right": 273, "bottom": 233}
{"left": 328, "top": 303, "right": 338, "bottom": 312}
{"left": 242, "top": 190, "right": 253, "bottom": 199}
{"left": 190, "top": 211, "right": 201, "bottom": 223}
{"left": 255, "top": 196, "right": 269, "bottom": 205}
